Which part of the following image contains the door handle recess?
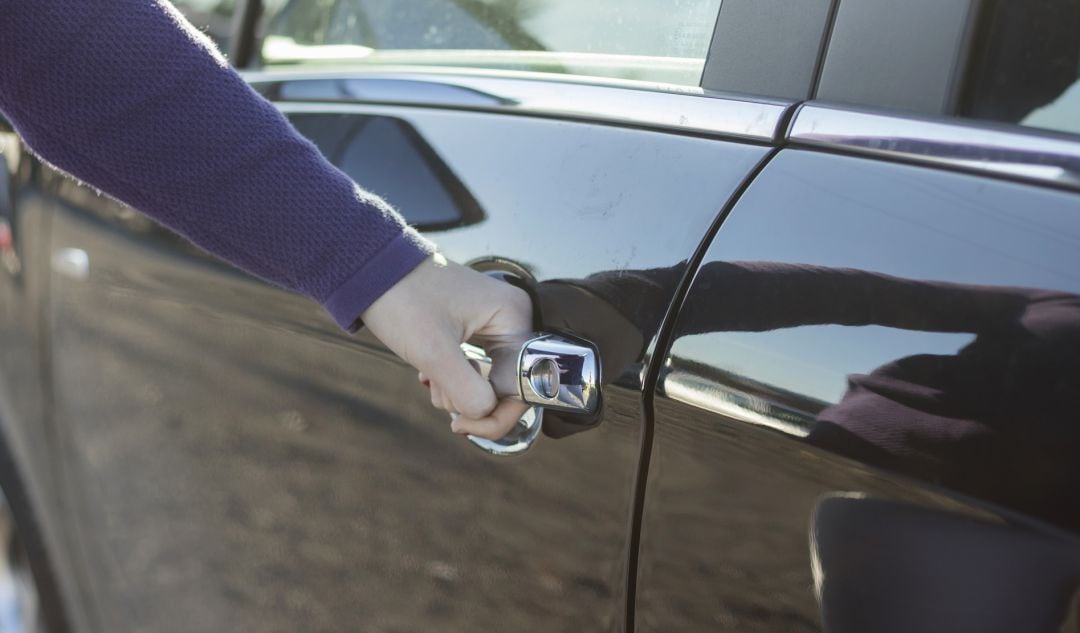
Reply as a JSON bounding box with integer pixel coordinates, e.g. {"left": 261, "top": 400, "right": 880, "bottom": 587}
{"left": 461, "top": 332, "right": 601, "bottom": 456}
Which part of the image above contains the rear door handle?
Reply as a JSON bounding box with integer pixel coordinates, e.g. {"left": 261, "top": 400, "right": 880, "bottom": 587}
{"left": 461, "top": 332, "right": 601, "bottom": 456}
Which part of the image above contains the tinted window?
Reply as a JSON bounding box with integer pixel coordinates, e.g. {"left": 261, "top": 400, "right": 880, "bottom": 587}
{"left": 963, "top": 0, "right": 1080, "bottom": 135}
{"left": 173, "top": 0, "right": 237, "bottom": 53}
{"left": 259, "top": 0, "right": 721, "bottom": 86}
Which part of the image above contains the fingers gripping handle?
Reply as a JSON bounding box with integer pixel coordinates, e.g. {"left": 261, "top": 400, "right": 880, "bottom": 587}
{"left": 461, "top": 333, "right": 601, "bottom": 455}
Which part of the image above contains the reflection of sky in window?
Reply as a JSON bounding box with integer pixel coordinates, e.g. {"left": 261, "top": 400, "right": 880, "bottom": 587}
{"left": 519, "top": 0, "right": 721, "bottom": 57}
{"left": 175, "top": 0, "right": 228, "bottom": 11}
{"left": 1024, "top": 79, "right": 1080, "bottom": 136}
{"left": 330, "top": 0, "right": 511, "bottom": 49}
{"left": 275, "top": 0, "right": 721, "bottom": 57}
{"left": 671, "top": 150, "right": 1080, "bottom": 406}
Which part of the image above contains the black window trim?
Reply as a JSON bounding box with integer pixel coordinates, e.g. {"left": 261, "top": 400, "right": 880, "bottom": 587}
{"left": 230, "top": 0, "right": 262, "bottom": 69}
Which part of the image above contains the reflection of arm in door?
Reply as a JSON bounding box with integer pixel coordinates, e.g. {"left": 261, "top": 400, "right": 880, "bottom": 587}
{"left": 576, "top": 260, "right": 1080, "bottom": 526}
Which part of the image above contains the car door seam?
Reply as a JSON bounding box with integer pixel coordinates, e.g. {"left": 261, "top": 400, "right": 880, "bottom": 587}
{"left": 624, "top": 143, "right": 785, "bottom": 633}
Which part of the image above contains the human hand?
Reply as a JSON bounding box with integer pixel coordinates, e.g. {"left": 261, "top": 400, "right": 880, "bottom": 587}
{"left": 361, "top": 254, "right": 532, "bottom": 440}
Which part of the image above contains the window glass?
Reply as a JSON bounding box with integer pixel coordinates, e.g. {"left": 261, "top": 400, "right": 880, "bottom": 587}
{"left": 963, "top": 0, "right": 1080, "bottom": 136}
{"left": 258, "top": 0, "right": 722, "bottom": 86}
{"left": 172, "top": 0, "right": 237, "bottom": 54}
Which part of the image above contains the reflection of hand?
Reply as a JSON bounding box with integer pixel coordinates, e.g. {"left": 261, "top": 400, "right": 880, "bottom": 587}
{"left": 361, "top": 254, "right": 532, "bottom": 439}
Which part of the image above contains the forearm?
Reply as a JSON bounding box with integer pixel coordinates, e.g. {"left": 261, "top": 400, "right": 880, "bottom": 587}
{"left": 0, "top": 0, "right": 432, "bottom": 330}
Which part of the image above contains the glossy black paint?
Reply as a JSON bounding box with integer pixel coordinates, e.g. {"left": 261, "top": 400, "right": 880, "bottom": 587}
{"left": 638, "top": 150, "right": 1080, "bottom": 631}
{"left": 41, "top": 102, "right": 767, "bottom": 632}
{"left": 1, "top": 17, "right": 1074, "bottom": 631}
{"left": 811, "top": 496, "right": 1080, "bottom": 633}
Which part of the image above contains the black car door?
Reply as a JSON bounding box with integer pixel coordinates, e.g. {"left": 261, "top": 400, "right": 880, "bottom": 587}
{"left": 38, "top": 2, "right": 792, "bottom": 631}
{"left": 636, "top": 1, "right": 1080, "bottom": 631}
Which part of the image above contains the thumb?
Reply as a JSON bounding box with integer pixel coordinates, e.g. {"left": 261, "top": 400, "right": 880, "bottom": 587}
{"left": 450, "top": 399, "right": 531, "bottom": 439}
{"left": 417, "top": 337, "right": 498, "bottom": 419}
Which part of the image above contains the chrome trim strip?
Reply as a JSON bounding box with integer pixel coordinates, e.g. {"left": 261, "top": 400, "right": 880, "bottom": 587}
{"left": 245, "top": 70, "right": 788, "bottom": 141}
{"left": 789, "top": 104, "right": 1080, "bottom": 190}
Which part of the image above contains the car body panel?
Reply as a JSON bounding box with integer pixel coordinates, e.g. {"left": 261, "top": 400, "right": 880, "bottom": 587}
{"left": 640, "top": 148, "right": 1080, "bottom": 631}
{"left": 2, "top": 0, "right": 1077, "bottom": 628}
{"left": 42, "top": 97, "right": 769, "bottom": 632}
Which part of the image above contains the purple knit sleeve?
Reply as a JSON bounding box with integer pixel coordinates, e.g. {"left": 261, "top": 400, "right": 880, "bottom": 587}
{"left": 0, "top": 0, "right": 434, "bottom": 331}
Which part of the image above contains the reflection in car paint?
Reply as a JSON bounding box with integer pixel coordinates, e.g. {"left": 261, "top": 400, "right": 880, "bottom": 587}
{"left": 545, "top": 261, "right": 1080, "bottom": 529}
{"left": 37, "top": 103, "right": 771, "bottom": 633}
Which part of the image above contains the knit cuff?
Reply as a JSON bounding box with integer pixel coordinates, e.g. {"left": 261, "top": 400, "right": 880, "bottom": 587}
{"left": 322, "top": 231, "right": 434, "bottom": 332}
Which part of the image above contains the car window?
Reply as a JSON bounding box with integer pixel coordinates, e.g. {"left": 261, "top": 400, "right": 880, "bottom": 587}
{"left": 962, "top": 0, "right": 1080, "bottom": 136}
{"left": 172, "top": 0, "right": 237, "bottom": 53}
{"left": 258, "top": 0, "right": 722, "bottom": 86}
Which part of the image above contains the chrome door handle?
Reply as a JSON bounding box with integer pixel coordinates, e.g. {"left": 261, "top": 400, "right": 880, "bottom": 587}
{"left": 516, "top": 334, "right": 600, "bottom": 414}
{"left": 461, "top": 332, "right": 601, "bottom": 456}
